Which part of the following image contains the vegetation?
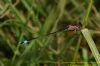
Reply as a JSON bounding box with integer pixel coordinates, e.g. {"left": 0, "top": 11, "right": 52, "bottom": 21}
{"left": 0, "top": 0, "right": 100, "bottom": 66}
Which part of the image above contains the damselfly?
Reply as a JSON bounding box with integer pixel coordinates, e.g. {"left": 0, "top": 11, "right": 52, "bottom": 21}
{"left": 21, "top": 24, "right": 81, "bottom": 44}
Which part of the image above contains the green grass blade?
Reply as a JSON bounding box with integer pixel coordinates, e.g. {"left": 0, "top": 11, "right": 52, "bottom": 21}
{"left": 10, "top": 5, "right": 26, "bottom": 23}
{"left": 82, "top": 48, "right": 89, "bottom": 66}
{"left": 81, "top": 28, "right": 100, "bottom": 66}
{"left": 82, "top": 0, "right": 93, "bottom": 28}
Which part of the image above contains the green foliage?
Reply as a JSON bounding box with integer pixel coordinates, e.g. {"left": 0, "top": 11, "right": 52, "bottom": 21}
{"left": 0, "top": 0, "right": 100, "bottom": 66}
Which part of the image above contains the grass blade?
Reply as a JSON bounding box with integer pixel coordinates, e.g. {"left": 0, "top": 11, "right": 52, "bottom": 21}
{"left": 81, "top": 28, "right": 100, "bottom": 66}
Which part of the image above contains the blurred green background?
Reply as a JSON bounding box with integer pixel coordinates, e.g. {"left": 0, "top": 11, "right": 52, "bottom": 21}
{"left": 0, "top": 0, "right": 100, "bottom": 66}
